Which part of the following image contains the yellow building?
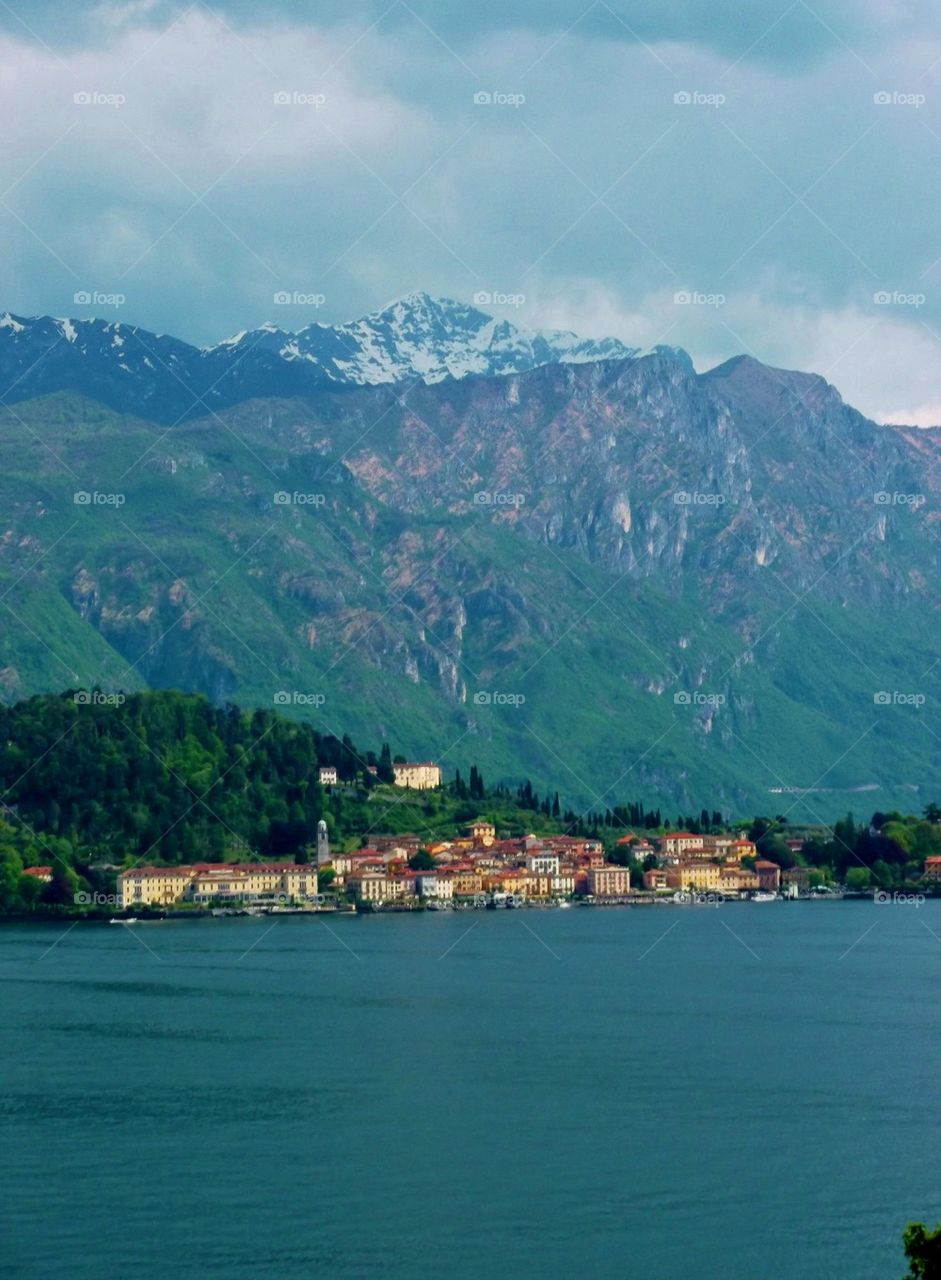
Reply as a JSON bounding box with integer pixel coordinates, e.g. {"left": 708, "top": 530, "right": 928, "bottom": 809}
{"left": 348, "top": 874, "right": 406, "bottom": 903}
{"left": 392, "top": 762, "right": 441, "bottom": 790}
{"left": 118, "top": 866, "right": 193, "bottom": 908}
{"left": 665, "top": 862, "right": 721, "bottom": 891}
{"left": 451, "top": 872, "right": 484, "bottom": 897}
{"left": 719, "top": 867, "right": 759, "bottom": 893}
{"left": 118, "top": 862, "right": 320, "bottom": 908}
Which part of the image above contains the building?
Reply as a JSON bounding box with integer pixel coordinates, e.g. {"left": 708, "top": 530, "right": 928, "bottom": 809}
{"left": 716, "top": 866, "right": 759, "bottom": 894}
{"left": 468, "top": 821, "right": 496, "bottom": 845}
{"left": 754, "top": 860, "right": 782, "bottom": 891}
{"left": 348, "top": 874, "right": 406, "bottom": 904}
{"left": 318, "top": 766, "right": 338, "bottom": 786}
{"left": 643, "top": 868, "right": 668, "bottom": 891}
{"left": 550, "top": 872, "right": 576, "bottom": 897}
{"left": 317, "top": 819, "right": 330, "bottom": 867}
{"left": 391, "top": 762, "right": 441, "bottom": 790}
{"left": 415, "top": 872, "right": 453, "bottom": 899}
{"left": 527, "top": 851, "right": 561, "bottom": 876}
{"left": 118, "top": 866, "right": 195, "bottom": 908}
{"left": 451, "top": 871, "right": 483, "bottom": 897}
{"left": 22, "top": 865, "right": 53, "bottom": 883}
{"left": 727, "top": 839, "right": 757, "bottom": 862}
{"left": 659, "top": 832, "right": 706, "bottom": 858}
{"left": 587, "top": 866, "right": 631, "bottom": 897}
{"left": 117, "top": 862, "right": 319, "bottom": 908}
{"left": 924, "top": 856, "right": 941, "bottom": 882}
{"left": 665, "top": 862, "right": 721, "bottom": 891}
{"left": 783, "top": 865, "right": 812, "bottom": 890}
{"left": 373, "top": 834, "right": 422, "bottom": 855}
{"left": 328, "top": 852, "right": 353, "bottom": 884}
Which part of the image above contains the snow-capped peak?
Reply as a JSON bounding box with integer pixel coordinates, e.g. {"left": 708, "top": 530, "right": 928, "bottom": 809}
{"left": 202, "top": 293, "right": 642, "bottom": 388}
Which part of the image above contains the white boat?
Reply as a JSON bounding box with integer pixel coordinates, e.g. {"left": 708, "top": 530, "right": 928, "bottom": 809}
{"left": 110, "top": 917, "right": 138, "bottom": 924}
{"left": 751, "top": 892, "right": 777, "bottom": 903}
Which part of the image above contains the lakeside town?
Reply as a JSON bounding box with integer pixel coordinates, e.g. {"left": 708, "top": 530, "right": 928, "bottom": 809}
{"left": 7, "top": 719, "right": 941, "bottom": 921}
{"left": 78, "top": 759, "right": 937, "bottom": 916}
{"left": 111, "top": 820, "right": 777, "bottom": 912}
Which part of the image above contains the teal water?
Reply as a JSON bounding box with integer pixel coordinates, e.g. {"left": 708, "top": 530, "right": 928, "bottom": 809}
{"left": 2, "top": 902, "right": 939, "bottom": 1279}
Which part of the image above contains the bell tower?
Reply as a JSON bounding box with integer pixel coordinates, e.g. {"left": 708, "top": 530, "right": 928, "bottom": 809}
{"left": 316, "top": 819, "right": 330, "bottom": 867}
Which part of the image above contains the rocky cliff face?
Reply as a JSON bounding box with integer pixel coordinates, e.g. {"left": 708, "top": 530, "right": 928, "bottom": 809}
{"left": 0, "top": 335, "right": 938, "bottom": 816}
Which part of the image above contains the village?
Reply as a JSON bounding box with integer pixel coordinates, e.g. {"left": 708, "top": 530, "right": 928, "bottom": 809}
{"left": 114, "top": 816, "right": 810, "bottom": 913}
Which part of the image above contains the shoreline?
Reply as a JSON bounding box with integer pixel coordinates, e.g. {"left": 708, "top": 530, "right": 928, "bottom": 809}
{"left": 0, "top": 890, "right": 907, "bottom": 926}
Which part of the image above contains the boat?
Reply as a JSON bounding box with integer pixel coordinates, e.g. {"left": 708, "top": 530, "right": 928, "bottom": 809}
{"left": 110, "top": 917, "right": 138, "bottom": 924}
{"left": 751, "top": 892, "right": 778, "bottom": 902}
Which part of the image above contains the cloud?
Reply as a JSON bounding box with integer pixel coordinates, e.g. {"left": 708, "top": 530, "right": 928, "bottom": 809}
{"left": 0, "top": 0, "right": 938, "bottom": 424}
{"left": 18, "top": 1, "right": 941, "bottom": 66}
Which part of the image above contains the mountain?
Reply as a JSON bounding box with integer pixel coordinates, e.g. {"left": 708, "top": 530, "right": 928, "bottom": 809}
{"left": 0, "top": 293, "right": 640, "bottom": 423}
{"left": 0, "top": 316, "right": 939, "bottom": 819}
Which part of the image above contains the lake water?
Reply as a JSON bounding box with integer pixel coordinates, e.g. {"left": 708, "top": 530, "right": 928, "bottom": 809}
{"left": 2, "top": 901, "right": 939, "bottom": 1279}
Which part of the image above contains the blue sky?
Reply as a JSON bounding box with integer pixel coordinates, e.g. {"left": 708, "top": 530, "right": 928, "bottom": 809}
{"left": 1, "top": 0, "right": 940, "bottom": 421}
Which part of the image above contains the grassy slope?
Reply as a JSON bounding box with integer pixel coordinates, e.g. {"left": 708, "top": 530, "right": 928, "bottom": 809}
{"left": 0, "top": 393, "right": 937, "bottom": 820}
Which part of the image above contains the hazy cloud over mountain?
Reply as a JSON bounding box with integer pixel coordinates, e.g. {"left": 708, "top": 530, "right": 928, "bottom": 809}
{"left": 1, "top": 0, "right": 940, "bottom": 422}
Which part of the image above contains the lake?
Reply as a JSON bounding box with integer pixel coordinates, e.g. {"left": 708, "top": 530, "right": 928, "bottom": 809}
{"left": 2, "top": 901, "right": 939, "bottom": 1279}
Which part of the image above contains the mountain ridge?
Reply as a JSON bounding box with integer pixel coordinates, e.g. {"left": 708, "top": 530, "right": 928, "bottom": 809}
{"left": 0, "top": 292, "right": 647, "bottom": 422}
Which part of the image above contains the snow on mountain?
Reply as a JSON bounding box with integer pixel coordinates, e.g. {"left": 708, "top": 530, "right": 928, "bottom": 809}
{"left": 0, "top": 294, "right": 650, "bottom": 422}
{"left": 208, "top": 292, "right": 643, "bottom": 387}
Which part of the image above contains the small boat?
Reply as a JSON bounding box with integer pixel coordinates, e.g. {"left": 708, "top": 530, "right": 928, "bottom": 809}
{"left": 110, "top": 917, "right": 138, "bottom": 924}
{"left": 751, "top": 892, "right": 777, "bottom": 903}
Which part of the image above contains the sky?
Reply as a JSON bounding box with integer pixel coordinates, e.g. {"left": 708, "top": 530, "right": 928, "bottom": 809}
{"left": 1, "top": 0, "right": 940, "bottom": 422}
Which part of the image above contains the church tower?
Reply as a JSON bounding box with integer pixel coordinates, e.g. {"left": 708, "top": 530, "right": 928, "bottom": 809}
{"left": 316, "top": 819, "right": 330, "bottom": 867}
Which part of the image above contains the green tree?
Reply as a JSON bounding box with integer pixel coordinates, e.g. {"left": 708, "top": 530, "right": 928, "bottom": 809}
{"left": 903, "top": 1220, "right": 941, "bottom": 1278}
{"left": 377, "top": 743, "right": 395, "bottom": 784}
{"left": 0, "top": 844, "right": 24, "bottom": 910}
{"left": 845, "top": 867, "right": 871, "bottom": 890}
